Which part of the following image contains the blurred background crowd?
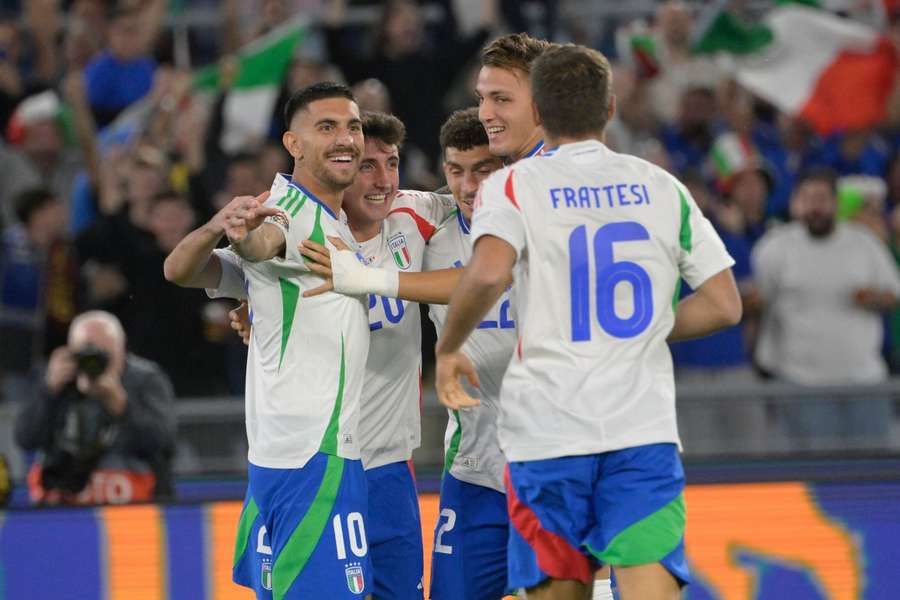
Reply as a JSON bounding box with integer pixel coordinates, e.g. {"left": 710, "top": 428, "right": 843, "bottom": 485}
{"left": 2, "top": 0, "right": 900, "bottom": 502}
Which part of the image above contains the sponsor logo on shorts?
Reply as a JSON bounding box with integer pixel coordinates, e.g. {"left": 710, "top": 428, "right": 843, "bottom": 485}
{"left": 342, "top": 433, "right": 353, "bottom": 445}
{"left": 261, "top": 560, "right": 273, "bottom": 591}
{"left": 266, "top": 211, "right": 290, "bottom": 230}
{"left": 345, "top": 562, "right": 365, "bottom": 594}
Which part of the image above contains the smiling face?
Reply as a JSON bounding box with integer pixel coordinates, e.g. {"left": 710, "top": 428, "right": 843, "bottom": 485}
{"left": 342, "top": 137, "right": 400, "bottom": 233}
{"left": 285, "top": 97, "right": 364, "bottom": 193}
{"left": 443, "top": 145, "right": 503, "bottom": 222}
{"left": 476, "top": 66, "right": 542, "bottom": 161}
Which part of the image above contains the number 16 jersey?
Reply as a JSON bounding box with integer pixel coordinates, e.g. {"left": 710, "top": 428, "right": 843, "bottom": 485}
{"left": 469, "top": 140, "right": 734, "bottom": 463}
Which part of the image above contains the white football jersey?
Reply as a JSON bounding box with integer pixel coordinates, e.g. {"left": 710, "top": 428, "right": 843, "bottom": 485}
{"left": 470, "top": 140, "right": 734, "bottom": 462}
{"left": 356, "top": 190, "right": 454, "bottom": 470}
{"left": 208, "top": 174, "right": 369, "bottom": 469}
{"left": 425, "top": 210, "right": 516, "bottom": 493}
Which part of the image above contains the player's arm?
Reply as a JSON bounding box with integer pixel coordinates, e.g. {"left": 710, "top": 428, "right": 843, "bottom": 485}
{"left": 668, "top": 268, "right": 742, "bottom": 342}
{"left": 435, "top": 235, "right": 516, "bottom": 409}
{"left": 299, "top": 238, "right": 470, "bottom": 303}
{"left": 436, "top": 235, "right": 514, "bottom": 350}
{"left": 230, "top": 222, "right": 285, "bottom": 262}
{"left": 670, "top": 180, "right": 742, "bottom": 341}
{"left": 164, "top": 191, "right": 271, "bottom": 288}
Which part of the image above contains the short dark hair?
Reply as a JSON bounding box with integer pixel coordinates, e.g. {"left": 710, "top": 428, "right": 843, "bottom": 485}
{"left": 361, "top": 111, "right": 405, "bottom": 147}
{"left": 283, "top": 82, "right": 355, "bottom": 129}
{"left": 14, "top": 187, "right": 58, "bottom": 224}
{"left": 531, "top": 44, "right": 612, "bottom": 139}
{"left": 440, "top": 108, "right": 488, "bottom": 153}
{"left": 481, "top": 33, "right": 553, "bottom": 75}
{"left": 796, "top": 167, "right": 838, "bottom": 194}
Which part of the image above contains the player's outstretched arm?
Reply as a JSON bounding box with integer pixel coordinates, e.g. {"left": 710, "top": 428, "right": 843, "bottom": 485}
{"left": 668, "top": 268, "right": 743, "bottom": 342}
{"left": 434, "top": 235, "right": 515, "bottom": 409}
{"left": 299, "top": 237, "right": 465, "bottom": 303}
{"left": 164, "top": 191, "right": 273, "bottom": 287}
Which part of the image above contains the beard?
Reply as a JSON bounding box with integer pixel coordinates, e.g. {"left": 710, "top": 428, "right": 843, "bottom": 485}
{"left": 312, "top": 162, "right": 356, "bottom": 191}
{"left": 805, "top": 215, "right": 835, "bottom": 238}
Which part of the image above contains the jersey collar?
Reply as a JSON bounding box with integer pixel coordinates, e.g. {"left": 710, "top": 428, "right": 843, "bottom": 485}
{"left": 524, "top": 139, "right": 545, "bottom": 158}
{"left": 456, "top": 208, "right": 471, "bottom": 235}
{"left": 286, "top": 177, "right": 338, "bottom": 220}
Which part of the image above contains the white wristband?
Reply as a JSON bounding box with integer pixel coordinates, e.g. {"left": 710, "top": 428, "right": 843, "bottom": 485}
{"left": 331, "top": 249, "right": 400, "bottom": 297}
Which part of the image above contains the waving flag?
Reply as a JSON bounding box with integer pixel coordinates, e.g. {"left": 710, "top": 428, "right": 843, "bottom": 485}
{"left": 694, "top": 2, "right": 899, "bottom": 134}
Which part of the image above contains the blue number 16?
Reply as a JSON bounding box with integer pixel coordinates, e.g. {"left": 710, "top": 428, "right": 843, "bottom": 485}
{"left": 569, "top": 222, "right": 653, "bottom": 341}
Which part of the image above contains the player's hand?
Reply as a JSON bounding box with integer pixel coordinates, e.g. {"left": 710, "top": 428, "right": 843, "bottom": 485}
{"left": 219, "top": 191, "right": 275, "bottom": 243}
{"left": 229, "top": 301, "right": 251, "bottom": 345}
{"left": 299, "top": 239, "right": 332, "bottom": 275}
{"left": 327, "top": 235, "right": 351, "bottom": 251}
{"left": 435, "top": 351, "right": 481, "bottom": 410}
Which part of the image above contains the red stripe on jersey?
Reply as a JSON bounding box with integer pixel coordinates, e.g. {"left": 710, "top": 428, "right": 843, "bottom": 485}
{"left": 504, "top": 170, "right": 520, "bottom": 210}
{"left": 517, "top": 335, "right": 523, "bottom": 360}
{"left": 505, "top": 467, "right": 594, "bottom": 584}
{"left": 388, "top": 207, "right": 437, "bottom": 241}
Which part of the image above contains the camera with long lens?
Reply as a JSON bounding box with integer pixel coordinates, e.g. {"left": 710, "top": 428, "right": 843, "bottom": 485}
{"left": 73, "top": 344, "right": 109, "bottom": 379}
{"left": 41, "top": 345, "right": 113, "bottom": 495}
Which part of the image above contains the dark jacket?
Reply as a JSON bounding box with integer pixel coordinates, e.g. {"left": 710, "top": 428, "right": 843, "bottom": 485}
{"left": 15, "top": 353, "right": 176, "bottom": 500}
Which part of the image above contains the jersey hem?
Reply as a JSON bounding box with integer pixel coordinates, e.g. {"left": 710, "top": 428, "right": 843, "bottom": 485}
{"left": 501, "top": 435, "right": 682, "bottom": 463}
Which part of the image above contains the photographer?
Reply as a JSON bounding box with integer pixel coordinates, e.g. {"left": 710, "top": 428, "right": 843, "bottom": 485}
{"left": 15, "top": 310, "right": 175, "bottom": 505}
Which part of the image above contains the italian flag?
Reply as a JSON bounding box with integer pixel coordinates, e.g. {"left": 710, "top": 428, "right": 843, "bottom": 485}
{"left": 193, "top": 18, "right": 307, "bottom": 153}
{"left": 694, "top": 1, "right": 899, "bottom": 134}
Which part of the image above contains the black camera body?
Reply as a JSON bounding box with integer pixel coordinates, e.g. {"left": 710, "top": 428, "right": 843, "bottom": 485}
{"left": 73, "top": 344, "right": 109, "bottom": 379}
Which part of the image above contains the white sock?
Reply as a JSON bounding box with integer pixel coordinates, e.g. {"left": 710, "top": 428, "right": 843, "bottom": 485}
{"left": 592, "top": 577, "right": 614, "bottom": 600}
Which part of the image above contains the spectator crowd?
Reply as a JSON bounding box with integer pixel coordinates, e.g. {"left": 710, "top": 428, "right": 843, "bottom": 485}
{"left": 2, "top": 0, "right": 900, "bottom": 493}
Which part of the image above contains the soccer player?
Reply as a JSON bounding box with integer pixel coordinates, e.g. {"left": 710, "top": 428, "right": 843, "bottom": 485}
{"left": 164, "top": 82, "right": 374, "bottom": 599}
{"left": 334, "top": 112, "right": 453, "bottom": 599}
{"left": 477, "top": 33, "right": 552, "bottom": 163}
{"left": 218, "top": 111, "right": 456, "bottom": 599}
{"left": 424, "top": 108, "right": 511, "bottom": 600}
{"left": 434, "top": 44, "right": 742, "bottom": 600}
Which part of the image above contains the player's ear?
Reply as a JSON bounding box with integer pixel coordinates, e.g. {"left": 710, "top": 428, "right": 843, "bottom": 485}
{"left": 283, "top": 130, "right": 303, "bottom": 161}
{"left": 531, "top": 101, "right": 541, "bottom": 127}
{"left": 607, "top": 94, "right": 616, "bottom": 122}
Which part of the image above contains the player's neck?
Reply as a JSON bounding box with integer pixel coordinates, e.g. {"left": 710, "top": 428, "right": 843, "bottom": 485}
{"left": 512, "top": 131, "right": 545, "bottom": 162}
{"left": 349, "top": 219, "right": 381, "bottom": 243}
{"left": 291, "top": 170, "right": 343, "bottom": 217}
{"left": 544, "top": 131, "right": 605, "bottom": 149}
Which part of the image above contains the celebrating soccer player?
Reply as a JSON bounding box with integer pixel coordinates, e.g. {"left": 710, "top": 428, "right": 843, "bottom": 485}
{"left": 434, "top": 45, "right": 742, "bottom": 600}
{"left": 164, "top": 82, "right": 374, "bottom": 599}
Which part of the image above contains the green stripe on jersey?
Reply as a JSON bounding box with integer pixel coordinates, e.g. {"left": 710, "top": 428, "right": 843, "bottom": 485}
{"left": 319, "top": 334, "right": 345, "bottom": 455}
{"left": 674, "top": 186, "right": 693, "bottom": 310}
{"left": 278, "top": 278, "right": 300, "bottom": 370}
{"left": 282, "top": 187, "right": 300, "bottom": 212}
{"left": 443, "top": 410, "right": 462, "bottom": 472}
{"left": 678, "top": 187, "right": 692, "bottom": 252}
{"left": 291, "top": 193, "right": 308, "bottom": 218}
{"left": 232, "top": 497, "right": 261, "bottom": 566}
{"left": 587, "top": 493, "right": 686, "bottom": 566}
{"left": 671, "top": 278, "right": 682, "bottom": 311}
{"left": 275, "top": 187, "right": 292, "bottom": 207}
{"left": 272, "top": 456, "right": 345, "bottom": 600}
{"left": 309, "top": 204, "right": 325, "bottom": 245}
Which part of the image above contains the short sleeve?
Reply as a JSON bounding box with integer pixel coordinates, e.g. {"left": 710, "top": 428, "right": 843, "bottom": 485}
{"left": 861, "top": 229, "right": 900, "bottom": 295}
{"left": 390, "top": 190, "right": 457, "bottom": 242}
{"left": 470, "top": 169, "right": 527, "bottom": 259}
{"left": 675, "top": 182, "right": 735, "bottom": 289}
{"left": 206, "top": 248, "right": 247, "bottom": 300}
{"left": 262, "top": 175, "right": 313, "bottom": 271}
{"left": 750, "top": 229, "right": 784, "bottom": 302}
